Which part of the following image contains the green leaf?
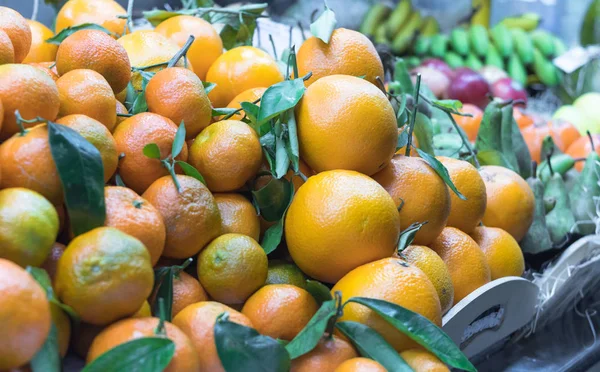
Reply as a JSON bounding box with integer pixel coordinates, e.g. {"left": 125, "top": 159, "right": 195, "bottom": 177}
{"left": 212, "top": 107, "right": 240, "bottom": 118}
{"left": 304, "top": 280, "right": 333, "bottom": 306}
{"left": 125, "top": 82, "right": 137, "bottom": 111}
{"left": 432, "top": 99, "right": 463, "bottom": 112}
{"left": 476, "top": 149, "right": 512, "bottom": 168}
{"left": 26, "top": 267, "right": 80, "bottom": 323}
{"left": 30, "top": 323, "right": 60, "bottom": 372}
{"left": 275, "top": 134, "right": 290, "bottom": 179}
{"left": 500, "top": 105, "right": 520, "bottom": 172}
{"left": 217, "top": 4, "right": 267, "bottom": 50}
{"left": 396, "top": 94, "right": 408, "bottom": 126}
{"left": 143, "top": 143, "right": 161, "bottom": 159}
{"left": 252, "top": 177, "right": 293, "bottom": 222}
{"left": 336, "top": 321, "right": 412, "bottom": 372}
{"left": 310, "top": 4, "right": 337, "bottom": 43}
{"left": 82, "top": 337, "right": 175, "bottom": 372}
{"left": 172, "top": 121, "right": 186, "bottom": 159}
{"left": 346, "top": 297, "right": 476, "bottom": 372}
{"left": 46, "top": 23, "right": 115, "bottom": 45}
{"left": 143, "top": 9, "right": 194, "bottom": 27}
{"left": 261, "top": 218, "right": 284, "bottom": 254}
{"left": 393, "top": 59, "right": 414, "bottom": 94}
{"left": 151, "top": 267, "right": 174, "bottom": 321}
{"left": 202, "top": 81, "right": 216, "bottom": 94}
{"left": 396, "top": 129, "right": 409, "bottom": 151}
{"left": 416, "top": 148, "right": 467, "bottom": 200}
{"left": 286, "top": 111, "right": 300, "bottom": 172}
{"left": 214, "top": 313, "right": 291, "bottom": 372}
{"left": 413, "top": 112, "right": 436, "bottom": 155}
{"left": 241, "top": 101, "right": 260, "bottom": 124}
{"left": 286, "top": 300, "right": 337, "bottom": 359}
{"left": 48, "top": 122, "right": 106, "bottom": 237}
{"left": 397, "top": 222, "right": 427, "bottom": 252}
{"left": 258, "top": 79, "right": 306, "bottom": 124}
{"left": 509, "top": 112, "right": 533, "bottom": 178}
{"left": 176, "top": 161, "right": 206, "bottom": 185}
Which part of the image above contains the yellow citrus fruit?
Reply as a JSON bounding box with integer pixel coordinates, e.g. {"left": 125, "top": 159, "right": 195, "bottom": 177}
{"left": 429, "top": 227, "right": 491, "bottom": 304}
{"left": 23, "top": 20, "right": 57, "bottom": 63}
{"left": 298, "top": 28, "right": 384, "bottom": 87}
{"left": 479, "top": 165, "right": 535, "bottom": 241}
{"left": 132, "top": 301, "right": 151, "bottom": 318}
{"left": 197, "top": 233, "right": 267, "bottom": 305}
{"left": 172, "top": 271, "right": 208, "bottom": 318}
{"left": 296, "top": 74, "right": 396, "bottom": 176}
{"left": 223, "top": 87, "right": 266, "bottom": 121}
{"left": 333, "top": 257, "right": 442, "bottom": 352}
{"left": 154, "top": 15, "right": 223, "bottom": 81}
{"left": 27, "top": 61, "right": 59, "bottom": 81}
{"left": 55, "top": 0, "right": 127, "bottom": 36}
{"left": 0, "top": 29, "right": 14, "bottom": 65}
{"left": 285, "top": 170, "right": 400, "bottom": 283}
{"left": 470, "top": 226, "right": 525, "bottom": 279}
{"left": 334, "top": 358, "right": 387, "bottom": 372}
{"left": 265, "top": 260, "right": 307, "bottom": 288}
{"left": 206, "top": 46, "right": 283, "bottom": 108}
{"left": 0, "top": 7, "right": 31, "bottom": 63}
{"left": 290, "top": 336, "right": 358, "bottom": 372}
{"left": 437, "top": 156, "right": 487, "bottom": 234}
{"left": 214, "top": 193, "right": 260, "bottom": 241}
{"left": 400, "top": 349, "right": 450, "bottom": 372}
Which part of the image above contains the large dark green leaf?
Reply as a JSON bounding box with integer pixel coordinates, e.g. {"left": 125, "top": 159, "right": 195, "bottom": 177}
{"left": 46, "top": 23, "right": 115, "bottom": 44}
{"left": 48, "top": 122, "right": 105, "bottom": 236}
{"left": 171, "top": 121, "right": 186, "bottom": 158}
{"left": 252, "top": 177, "right": 293, "bottom": 222}
{"left": 412, "top": 113, "right": 435, "bottom": 155}
{"left": 310, "top": 4, "right": 337, "bottom": 43}
{"left": 151, "top": 267, "right": 174, "bottom": 321}
{"left": 30, "top": 323, "right": 60, "bottom": 372}
{"left": 346, "top": 297, "right": 476, "bottom": 372}
{"left": 285, "top": 300, "right": 337, "bottom": 359}
{"left": 416, "top": 149, "right": 467, "bottom": 200}
{"left": 336, "top": 321, "right": 412, "bottom": 372}
{"left": 305, "top": 280, "right": 333, "bottom": 306}
{"left": 214, "top": 313, "right": 291, "bottom": 372}
{"left": 286, "top": 111, "right": 300, "bottom": 172}
{"left": 397, "top": 222, "right": 427, "bottom": 252}
{"left": 82, "top": 337, "right": 175, "bottom": 372}
{"left": 275, "top": 133, "right": 290, "bottom": 179}
{"left": 257, "top": 79, "right": 306, "bottom": 124}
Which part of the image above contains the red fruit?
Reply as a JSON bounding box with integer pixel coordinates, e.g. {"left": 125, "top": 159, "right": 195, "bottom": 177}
{"left": 448, "top": 68, "right": 491, "bottom": 109}
{"left": 491, "top": 78, "right": 527, "bottom": 106}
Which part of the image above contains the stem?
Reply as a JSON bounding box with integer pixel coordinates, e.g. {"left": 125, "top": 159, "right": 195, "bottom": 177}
{"left": 296, "top": 21, "right": 306, "bottom": 41}
{"left": 117, "top": 113, "right": 133, "bottom": 118}
{"left": 155, "top": 298, "right": 166, "bottom": 336}
{"left": 404, "top": 74, "right": 421, "bottom": 157}
{"left": 164, "top": 161, "right": 181, "bottom": 192}
{"left": 588, "top": 131, "right": 595, "bottom": 149}
{"left": 268, "top": 34, "right": 278, "bottom": 60}
{"left": 14, "top": 110, "right": 46, "bottom": 136}
{"left": 547, "top": 153, "right": 554, "bottom": 176}
{"left": 123, "top": 0, "right": 134, "bottom": 36}
{"left": 531, "top": 161, "right": 538, "bottom": 176}
{"left": 31, "top": 0, "right": 39, "bottom": 21}
{"left": 168, "top": 35, "right": 195, "bottom": 68}
{"left": 446, "top": 113, "right": 480, "bottom": 168}
{"left": 325, "top": 291, "right": 344, "bottom": 338}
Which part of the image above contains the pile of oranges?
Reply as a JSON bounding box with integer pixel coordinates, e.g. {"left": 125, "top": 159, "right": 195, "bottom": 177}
{"left": 0, "top": 1, "right": 535, "bottom": 371}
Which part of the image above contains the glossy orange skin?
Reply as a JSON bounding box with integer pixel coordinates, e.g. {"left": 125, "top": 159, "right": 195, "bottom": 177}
{"left": 142, "top": 175, "right": 221, "bottom": 259}
{"left": 0, "top": 7, "right": 31, "bottom": 63}
{"left": 522, "top": 119, "right": 581, "bottom": 163}
{"left": 332, "top": 257, "right": 442, "bottom": 351}
{"left": 172, "top": 271, "right": 208, "bottom": 318}
{"left": 479, "top": 165, "right": 535, "bottom": 241}
{"left": 452, "top": 104, "right": 483, "bottom": 142}
{"left": 27, "top": 62, "right": 59, "bottom": 81}
{"left": 214, "top": 193, "right": 260, "bottom": 241}
{"left": 23, "top": 20, "right": 57, "bottom": 63}
{"left": 104, "top": 186, "right": 166, "bottom": 266}
{"left": 0, "top": 64, "right": 59, "bottom": 140}
{"left": 373, "top": 155, "right": 451, "bottom": 245}
{"left": 206, "top": 46, "right": 283, "bottom": 108}
{"left": 290, "top": 336, "right": 358, "bottom": 372}
{"left": 566, "top": 134, "right": 600, "bottom": 171}
{"left": 154, "top": 15, "right": 223, "bottom": 81}
{"left": 172, "top": 301, "right": 253, "bottom": 372}
{"left": 146, "top": 67, "right": 212, "bottom": 139}
{"left": 296, "top": 75, "right": 397, "bottom": 176}
{"left": 56, "top": 30, "right": 131, "bottom": 93}
{"left": 334, "top": 358, "right": 387, "bottom": 372}
{"left": 113, "top": 112, "right": 189, "bottom": 194}
{"left": 87, "top": 317, "right": 201, "bottom": 372}
{"left": 297, "top": 28, "right": 384, "bottom": 87}
{"left": 0, "top": 259, "right": 51, "bottom": 370}
{"left": 55, "top": 227, "right": 154, "bottom": 325}
{"left": 470, "top": 226, "right": 525, "bottom": 279}
{"left": 285, "top": 170, "right": 400, "bottom": 284}
{"left": 400, "top": 349, "right": 450, "bottom": 372}
{"left": 429, "top": 227, "right": 491, "bottom": 304}
{"left": 223, "top": 87, "right": 267, "bottom": 121}
{"left": 41, "top": 242, "right": 66, "bottom": 285}
{"left": 56, "top": 69, "right": 117, "bottom": 131}
{"left": 55, "top": 0, "right": 127, "bottom": 36}
{"left": 0, "top": 30, "right": 15, "bottom": 65}
{"left": 115, "top": 100, "right": 128, "bottom": 127}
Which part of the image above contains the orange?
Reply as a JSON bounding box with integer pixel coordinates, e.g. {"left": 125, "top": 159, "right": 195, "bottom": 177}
{"left": 479, "top": 165, "right": 535, "bottom": 241}
{"left": 401, "top": 245, "right": 454, "bottom": 314}
{"left": 41, "top": 242, "right": 66, "bottom": 284}
{"left": 115, "top": 100, "right": 128, "bottom": 126}
{"left": 400, "top": 349, "right": 449, "bottom": 372}
{"left": 104, "top": 186, "right": 166, "bottom": 266}
{"left": 87, "top": 317, "right": 200, "bottom": 372}
{"left": 28, "top": 62, "right": 59, "bottom": 81}
{"left": 55, "top": 0, "right": 127, "bottom": 36}
{"left": 206, "top": 46, "right": 284, "bottom": 108}
{"left": 522, "top": 119, "right": 582, "bottom": 163}
{"left": 146, "top": 67, "right": 212, "bottom": 139}
{"left": 452, "top": 103, "right": 483, "bottom": 142}
{"left": 429, "top": 227, "right": 491, "bottom": 304}
{"left": 333, "top": 257, "right": 442, "bottom": 351}
{"left": 470, "top": 226, "right": 525, "bottom": 279}
{"left": 291, "top": 336, "right": 358, "bottom": 372}
{"left": 297, "top": 28, "right": 384, "bottom": 87}
{"left": 115, "top": 87, "right": 127, "bottom": 103}
{"left": 0, "top": 7, "right": 31, "bottom": 63}
{"left": 513, "top": 107, "right": 535, "bottom": 129}
{"left": 55, "top": 227, "right": 154, "bottom": 325}
{"left": 223, "top": 87, "right": 266, "bottom": 121}
{"left": 214, "top": 193, "right": 260, "bottom": 241}
{"left": 0, "top": 258, "right": 50, "bottom": 370}
{"left": 117, "top": 31, "right": 187, "bottom": 91}
{"left": 285, "top": 170, "right": 400, "bottom": 284}
{"left": 56, "top": 114, "right": 118, "bottom": 182}
{"left": 23, "top": 20, "right": 57, "bottom": 63}
{"left": 266, "top": 260, "right": 307, "bottom": 288}
{"left": 142, "top": 175, "right": 221, "bottom": 259}
{"left": 372, "top": 155, "right": 451, "bottom": 245}
{"left": 197, "top": 233, "right": 267, "bottom": 304}
{"left": 172, "top": 301, "right": 253, "bottom": 372}
{"left": 113, "top": 112, "right": 189, "bottom": 194}
{"left": 0, "top": 64, "right": 59, "bottom": 140}
{"left": 132, "top": 301, "right": 151, "bottom": 318}
{"left": 188, "top": 120, "right": 262, "bottom": 192}
{"left": 172, "top": 271, "right": 208, "bottom": 318}
{"left": 437, "top": 156, "right": 487, "bottom": 234}
{"left": 566, "top": 134, "right": 600, "bottom": 171}
{"left": 242, "top": 284, "right": 318, "bottom": 341}
{"left": 154, "top": 15, "right": 223, "bottom": 81}
{"left": 296, "top": 75, "right": 397, "bottom": 175}
{"left": 0, "top": 188, "right": 59, "bottom": 267}
{"left": 50, "top": 302, "right": 71, "bottom": 357}
{"left": 0, "top": 125, "right": 63, "bottom": 205}
{"left": 56, "top": 69, "right": 117, "bottom": 131}
{"left": 56, "top": 29, "right": 131, "bottom": 93}
{"left": 0, "top": 29, "right": 14, "bottom": 64}
{"left": 334, "top": 358, "right": 387, "bottom": 372}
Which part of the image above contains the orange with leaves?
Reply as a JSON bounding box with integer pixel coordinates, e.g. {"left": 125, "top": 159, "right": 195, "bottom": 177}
{"left": 0, "top": 7, "right": 31, "bottom": 63}
{"left": 27, "top": 62, "right": 59, "bottom": 81}
{"left": 23, "top": 20, "right": 57, "bottom": 63}
{"left": 334, "top": 358, "right": 387, "bottom": 372}
{"left": 172, "top": 271, "right": 208, "bottom": 318}
{"left": 290, "top": 336, "right": 358, "bottom": 372}
{"left": 223, "top": 87, "right": 267, "bottom": 121}
{"left": 55, "top": 0, "right": 127, "bottom": 36}
{"left": 400, "top": 349, "right": 450, "bottom": 372}
{"left": 522, "top": 119, "right": 581, "bottom": 163}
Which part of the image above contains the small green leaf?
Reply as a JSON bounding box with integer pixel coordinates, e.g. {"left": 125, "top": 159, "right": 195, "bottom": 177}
{"left": 416, "top": 148, "right": 467, "bottom": 200}
{"left": 305, "top": 280, "right": 333, "bottom": 306}
{"left": 82, "top": 337, "right": 175, "bottom": 372}
{"left": 151, "top": 267, "right": 174, "bottom": 321}
{"left": 252, "top": 177, "right": 293, "bottom": 222}
{"left": 172, "top": 121, "right": 186, "bottom": 159}
{"left": 336, "top": 321, "right": 412, "bottom": 372}
{"left": 476, "top": 149, "right": 512, "bottom": 168}
{"left": 143, "top": 143, "right": 162, "bottom": 159}
{"left": 396, "top": 94, "right": 408, "bottom": 126}
{"left": 125, "top": 82, "right": 137, "bottom": 111}
{"left": 30, "top": 323, "right": 60, "bottom": 372}
{"left": 397, "top": 222, "right": 427, "bottom": 252}
{"left": 241, "top": 101, "right": 260, "bottom": 124}
{"left": 212, "top": 107, "right": 240, "bottom": 118}
{"left": 261, "top": 219, "right": 284, "bottom": 254}
{"left": 393, "top": 59, "right": 415, "bottom": 94}
{"left": 176, "top": 161, "right": 206, "bottom": 185}
{"left": 396, "top": 129, "right": 409, "bottom": 151}
{"left": 413, "top": 112, "right": 436, "bottom": 156}
{"left": 258, "top": 79, "right": 306, "bottom": 124}
{"left": 202, "top": 81, "right": 216, "bottom": 94}
{"left": 275, "top": 134, "right": 290, "bottom": 179}
{"left": 310, "top": 4, "right": 337, "bottom": 43}
{"left": 286, "top": 300, "right": 337, "bottom": 359}
{"left": 143, "top": 9, "right": 193, "bottom": 27}
{"left": 286, "top": 111, "right": 300, "bottom": 171}
{"left": 214, "top": 313, "right": 291, "bottom": 372}
{"left": 46, "top": 23, "right": 115, "bottom": 45}
{"left": 432, "top": 99, "right": 463, "bottom": 112}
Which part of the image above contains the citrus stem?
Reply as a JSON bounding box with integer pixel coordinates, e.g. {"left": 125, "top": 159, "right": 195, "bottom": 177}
{"left": 446, "top": 112, "right": 480, "bottom": 168}
{"left": 547, "top": 152, "right": 554, "bottom": 176}
{"left": 123, "top": 0, "right": 135, "bottom": 36}
{"left": 325, "top": 291, "right": 344, "bottom": 338}
{"left": 168, "top": 35, "right": 195, "bottom": 68}
{"left": 31, "top": 0, "right": 39, "bottom": 21}
{"left": 163, "top": 160, "right": 181, "bottom": 192}
{"left": 117, "top": 113, "right": 133, "bottom": 118}
{"left": 14, "top": 110, "right": 45, "bottom": 136}
{"left": 155, "top": 298, "right": 167, "bottom": 336}
{"left": 404, "top": 74, "right": 422, "bottom": 157}
{"left": 588, "top": 130, "right": 595, "bottom": 149}
{"left": 268, "top": 34, "right": 278, "bottom": 60}
{"left": 173, "top": 258, "right": 193, "bottom": 277}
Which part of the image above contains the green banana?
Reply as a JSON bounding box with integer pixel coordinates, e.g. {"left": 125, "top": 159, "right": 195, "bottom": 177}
{"left": 374, "top": 24, "right": 389, "bottom": 45}
{"left": 545, "top": 172, "right": 577, "bottom": 244}
{"left": 553, "top": 37, "right": 567, "bottom": 56}
{"left": 360, "top": 4, "right": 392, "bottom": 36}
{"left": 485, "top": 43, "right": 504, "bottom": 69}
{"left": 420, "top": 16, "right": 440, "bottom": 37}
{"left": 444, "top": 51, "right": 465, "bottom": 69}
{"left": 533, "top": 48, "right": 560, "bottom": 86}
{"left": 521, "top": 176, "right": 553, "bottom": 254}
{"left": 430, "top": 34, "right": 449, "bottom": 58}
{"left": 508, "top": 53, "right": 527, "bottom": 86}
{"left": 465, "top": 53, "right": 483, "bottom": 71}
{"left": 385, "top": 0, "right": 412, "bottom": 39}
{"left": 570, "top": 146, "right": 600, "bottom": 234}
{"left": 500, "top": 12, "right": 541, "bottom": 31}
{"left": 391, "top": 12, "right": 423, "bottom": 55}
{"left": 414, "top": 36, "right": 431, "bottom": 56}
{"left": 510, "top": 28, "right": 534, "bottom": 65}
{"left": 469, "top": 24, "right": 489, "bottom": 57}
{"left": 491, "top": 24, "right": 514, "bottom": 58}
{"left": 450, "top": 27, "right": 470, "bottom": 56}
{"left": 531, "top": 29, "right": 555, "bottom": 57}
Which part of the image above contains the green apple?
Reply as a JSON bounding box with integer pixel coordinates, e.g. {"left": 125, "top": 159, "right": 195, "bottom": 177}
{"left": 553, "top": 105, "right": 595, "bottom": 135}
{"left": 574, "top": 92, "right": 600, "bottom": 133}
